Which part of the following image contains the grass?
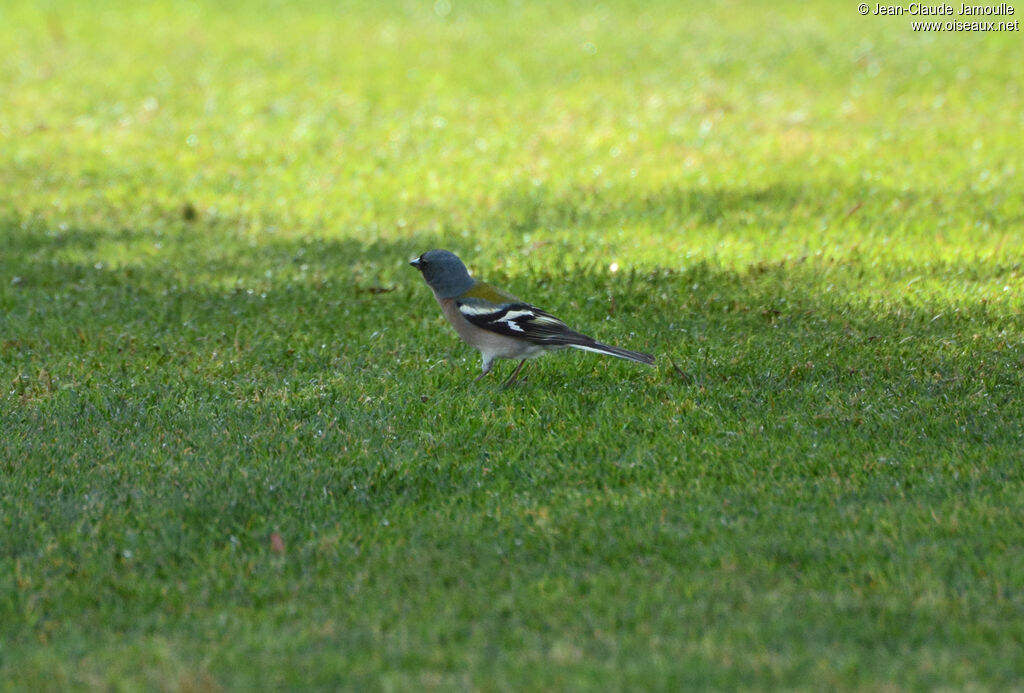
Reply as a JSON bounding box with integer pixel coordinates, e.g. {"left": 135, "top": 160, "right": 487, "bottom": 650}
{"left": 2, "top": 0, "right": 1023, "bottom": 690}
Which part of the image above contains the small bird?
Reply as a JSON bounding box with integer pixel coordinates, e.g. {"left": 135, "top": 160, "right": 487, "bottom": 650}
{"left": 410, "top": 249, "right": 654, "bottom": 385}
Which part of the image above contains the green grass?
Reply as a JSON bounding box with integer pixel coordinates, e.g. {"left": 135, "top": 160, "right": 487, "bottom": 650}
{"left": 2, "top": 0, "right": 1023, "bottom": 690}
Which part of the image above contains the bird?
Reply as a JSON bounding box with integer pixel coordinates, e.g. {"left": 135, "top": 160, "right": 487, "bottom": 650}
{"left": 410, "top": 249, "right": 654, "bottom": 385}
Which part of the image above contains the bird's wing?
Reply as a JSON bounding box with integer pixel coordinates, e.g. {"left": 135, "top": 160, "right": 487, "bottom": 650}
{"left": 455, "top": 282, "right": 578, "bottom": 342}
{"left": 455, "top": 281, "right": 654, "bottom": 364}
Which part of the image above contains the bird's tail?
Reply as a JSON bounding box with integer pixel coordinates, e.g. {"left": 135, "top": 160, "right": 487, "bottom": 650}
{"left": 569, "top": 339, "right": 655, "bottom": 366}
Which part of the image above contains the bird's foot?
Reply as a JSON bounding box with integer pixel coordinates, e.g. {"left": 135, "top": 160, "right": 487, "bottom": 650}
{"left": 502, "top": 360, "right": 528, "bottom": 387}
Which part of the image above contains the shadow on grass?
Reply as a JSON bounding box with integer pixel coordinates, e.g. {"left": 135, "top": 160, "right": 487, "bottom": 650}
{"left": 2, "top": 204, "right": 1020, "bottom": 428}
{"left": 478, "top": 179, "right": 1022, "bottom": 233}
{"left": 2, "top": 194, "right": 1018, "bottom": 326}
{"left": 2, "top": 183, "right": 1020, "bottom": 465}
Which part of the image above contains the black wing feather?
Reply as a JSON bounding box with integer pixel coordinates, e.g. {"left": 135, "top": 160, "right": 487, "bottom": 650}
{"left": 456, "top": 297, "right": 655, "bottom": 365}
{"left": 456, "top": 299, "right": 585, "bottom": 343}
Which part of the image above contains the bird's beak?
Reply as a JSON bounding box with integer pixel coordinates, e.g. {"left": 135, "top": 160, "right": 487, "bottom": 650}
{"left": 409, "top": 257, "right": 421, "bottom": 269}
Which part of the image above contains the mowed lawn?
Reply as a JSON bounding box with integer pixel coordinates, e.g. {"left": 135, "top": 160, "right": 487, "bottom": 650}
{"left": 2, "top": 0, "right": 1023, "bottom": 690}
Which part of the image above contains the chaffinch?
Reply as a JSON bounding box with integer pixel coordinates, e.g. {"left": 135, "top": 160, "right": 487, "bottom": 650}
{"left": 410, "top": 249, "right": 654, "bottom": 385}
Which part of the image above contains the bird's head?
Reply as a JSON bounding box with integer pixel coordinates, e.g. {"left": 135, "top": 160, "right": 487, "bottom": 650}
{"left": 410, "top": 249, "right": 474, "bottom": 298}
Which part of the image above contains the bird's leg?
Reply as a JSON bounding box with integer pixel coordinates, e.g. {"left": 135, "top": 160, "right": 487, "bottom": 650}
{"left": 474, "top": 357, "right": 494, "bottom": 382}
{"left": 503, "top": 359, "right": 528, "bottom": 386}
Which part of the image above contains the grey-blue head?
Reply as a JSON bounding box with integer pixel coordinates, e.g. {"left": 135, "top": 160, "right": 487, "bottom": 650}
{"left": 410, "top": 249, "right": 475, "bottom": 298}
